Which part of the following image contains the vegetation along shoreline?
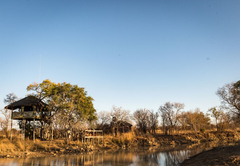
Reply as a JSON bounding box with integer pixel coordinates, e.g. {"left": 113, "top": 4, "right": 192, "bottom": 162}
{"left": 1, "top": 130, "right": 240, "bottom": 159}
{"left": 0, "top": 79, "right": 240, "bottom": 165}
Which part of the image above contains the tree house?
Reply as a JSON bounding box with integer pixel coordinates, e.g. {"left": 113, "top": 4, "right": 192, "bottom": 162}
{"left": 5, "top": 95, "right": 49, "bottom": 141}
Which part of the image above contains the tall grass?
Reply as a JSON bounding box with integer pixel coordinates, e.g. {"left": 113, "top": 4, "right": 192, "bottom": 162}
{"left": 0, "top": 137, "right": 62, "bottom": 153}
{"left": 103, "top": 132, "right": 139, "bottom": 146}
{"left": 0, "top": 138, "right": 15, "bottom": 153}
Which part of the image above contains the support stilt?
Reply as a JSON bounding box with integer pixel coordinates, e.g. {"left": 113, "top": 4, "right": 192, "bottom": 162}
{"left": 33, "top": 106, "right": 36, "bottom": 142}
{"left": 10, "top": 112, "right": 13, "bottom": 141}
{"left": 22, "top": 119, "right": 26, "bottom": 141}
{"left": 33, "top": 118, "right": 35, "bottom": 142}
{"left": 51, "top": 123, "right": 53, "bottom": 141}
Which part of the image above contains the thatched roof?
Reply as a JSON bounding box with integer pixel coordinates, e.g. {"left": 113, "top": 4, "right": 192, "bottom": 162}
{"left": 5, "top": 96, "right": 47, "bottom": 110}
{"left": 116, "top": 120, "right": 132, "bottom": 127}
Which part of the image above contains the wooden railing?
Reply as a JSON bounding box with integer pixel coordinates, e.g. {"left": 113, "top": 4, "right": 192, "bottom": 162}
{"left": 12, "top": 111, "right": 42, "bottom": 119}
{"left": 84, "top": 130, "right": 104, "bottom": 145}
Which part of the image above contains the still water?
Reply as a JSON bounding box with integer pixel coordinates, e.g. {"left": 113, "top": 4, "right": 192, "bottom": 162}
{"left": 0, "top": 143, "right": 229, "bottom": 166}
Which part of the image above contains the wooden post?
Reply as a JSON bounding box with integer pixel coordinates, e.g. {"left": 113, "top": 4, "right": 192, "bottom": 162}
{"left": 84, "top": 131, "right": 85, "bottom": 145}
{"left": 22, "top": 119, "right": 26, "bottom": 141}
{"left": 33, "top": 118, "right": 35, "bottom": 142}
{"left": 21, "top": 106, "right": 25, "bottom": 141}
{"left": 51, "top": 123, "right": 53, "bottom": 141}
{"left": 33, "top": 106, "right": 36, "bottom": 142}
{"left": 93, "top": 130, "right": 94, "bottom": 145}
{"left": 40, "top": 121, "right": 43, "bottom": 140}
{"left": 10, "top": 110, "right": 13, "bottom": 141}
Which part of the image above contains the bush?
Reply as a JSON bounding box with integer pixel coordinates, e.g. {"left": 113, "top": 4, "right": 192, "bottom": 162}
{"left": 200, "top": 128, "right": 205, "bottom": 133}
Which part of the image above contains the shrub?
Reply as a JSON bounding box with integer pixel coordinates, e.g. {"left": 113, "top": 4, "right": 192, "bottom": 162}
{"left": 200, "top": 128, "right": 205, "bottom": 133}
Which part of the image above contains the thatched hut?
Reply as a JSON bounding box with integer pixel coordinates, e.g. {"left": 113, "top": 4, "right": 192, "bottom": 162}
{"left": 110, "top": 118, "right": 132, "bottom": 136}
{"left": 5, "top": 95, "right": 50, "bottom": 141}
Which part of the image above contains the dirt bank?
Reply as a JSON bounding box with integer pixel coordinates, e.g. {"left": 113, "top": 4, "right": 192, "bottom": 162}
{"left": 131, "top": 131, "right": 240, "bottom": 146}
{"left": 0, "top": 138, "right": 108, "bottom": 159}
{"left": 181, "top": 144, "right": 240, "bottom": 166}
{"left": 1, "top": 131, "right": 240, "bottom": 159}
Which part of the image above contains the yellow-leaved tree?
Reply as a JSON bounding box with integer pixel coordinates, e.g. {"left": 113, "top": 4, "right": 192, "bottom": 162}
{"left": 27, "top": 79, "right": 97, "bottom": 137}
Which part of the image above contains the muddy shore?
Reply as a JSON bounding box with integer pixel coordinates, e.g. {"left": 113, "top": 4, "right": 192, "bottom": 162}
{"left": 180, "top": 144, "right": 240, "bottom": 166}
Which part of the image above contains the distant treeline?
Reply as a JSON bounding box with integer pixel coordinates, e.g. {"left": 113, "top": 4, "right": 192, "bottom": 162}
{"left": 0, "top": 80, "right": 240, "bottom": 140}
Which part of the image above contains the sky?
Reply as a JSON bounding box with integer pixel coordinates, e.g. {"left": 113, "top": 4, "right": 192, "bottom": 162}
{"left": 0, "top": 0, "right": 239, "bottom": 116}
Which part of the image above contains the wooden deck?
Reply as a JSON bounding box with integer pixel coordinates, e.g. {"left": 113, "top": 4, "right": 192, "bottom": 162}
{"left": 84, "top": 130, "right": 104, "bottom": 145}
{"left": 12, "top": 111, "right": 42, "bottom": 120}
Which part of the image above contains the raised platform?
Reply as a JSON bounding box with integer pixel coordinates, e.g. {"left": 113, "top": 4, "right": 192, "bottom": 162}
{"left": 84, "top": 130, "right": 104, "bottom": 145}
{"left": 12, "top": 111, "right": 42, "bottom": 120}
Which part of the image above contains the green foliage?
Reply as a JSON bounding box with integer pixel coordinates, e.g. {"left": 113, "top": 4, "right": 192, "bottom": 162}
{"left": 112, "top": 138, "right": 123, "bottom": 145}
{"left": 208, "top": 107, "right": 223, "bottom": 131}
{"left": 11, "top": 128, "right": 17, "bottom": 133}
{"left": 208, "top": 107, "right": 221, "bottom": 119}
{"left": 200, "top": 128, "right": 205, "bottom": 133}
{"left": 27, "top": 79, "right": 97, "bottom": 129}
{"left": 234, "top": 80, "right": 240, "bottom": 89}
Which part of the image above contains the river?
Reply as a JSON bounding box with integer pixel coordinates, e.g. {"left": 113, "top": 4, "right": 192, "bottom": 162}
{"left": 0, "top": 142, "right": 234, "bottom": 166}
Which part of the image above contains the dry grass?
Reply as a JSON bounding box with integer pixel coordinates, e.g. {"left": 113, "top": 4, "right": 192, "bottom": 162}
{"left": 103, "top": 132, "right": 153, "bottom": 147}
{"left": 13, "top": 139, "right": 25, "bottom": 151}
{"left": 0, "top": 138, "right": 15, "bottom": 153}
{"left": 0, "top": 137, "right": 63, "bottom": 154}
{"left": 155, "top": 129, "right": 240, "bottom": 135}
{"left": 0, "top": 129, "right": 239, "bottom": 155}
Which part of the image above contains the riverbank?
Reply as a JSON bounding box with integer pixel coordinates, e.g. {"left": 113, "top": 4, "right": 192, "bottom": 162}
{"left": 0, "top": 138, "right": 107, "bottom": 159}
{"left": 1, "top": 130, "right": 240, "bottom": 159}
{"left": 181, "top": 143, "right": 240, "bottom": 166}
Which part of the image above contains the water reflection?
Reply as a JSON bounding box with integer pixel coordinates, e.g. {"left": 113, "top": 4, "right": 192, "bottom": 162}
{"left": 0, "top": 142, "right": 230, "bottom": 166}
{"left": 131, "top": 148, "right": 202, "bottom": 166}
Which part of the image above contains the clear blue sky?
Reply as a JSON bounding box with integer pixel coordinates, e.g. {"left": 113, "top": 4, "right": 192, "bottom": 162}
{"left": 0, "top": 0, "right": 239, "bottom": 115}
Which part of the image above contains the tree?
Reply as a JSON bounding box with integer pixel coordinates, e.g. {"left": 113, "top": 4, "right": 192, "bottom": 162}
{"left": 159, "top": 102, "right": 184, "bottom": 135}
{"left": 217, "top": 81, "right": 240, "bottom": 115}
{"left": 0, "top": 109, "right": 11, "bottom": 136}
{"left": 4, "top": 93, "right": 18, "bottom": 105}
{"left": 1, "top": 93, "right": 18, "bottom": 138}
{"left": 132, "top": 109, "right": 149, "bottom": 133}
{"left": 208, "top": 107, "right": 222, "bottom": 131}
{"left": 184, "top": 111, "right": 197, "bottom": 131}
{"left": 27, "top": 79, "right": 97, "bottom": 137}
{"left": 217, "top": 111, "right": 230, "bottom": 131}
{"left": 96, "top": 110, "right": 111, "bottom": 133}
{"left": 97, "top": 111, "right": 111, "bottom": 126}
{"left": 110, "top": 105, "right": 130, "bottom": 122}
{"left": 110, "top": 105, "right": 130, "bottom": 135}
{"left": 229, "top": 112, "right": 240, "bottom": 129}
{"left": 196, "top": 109, "right": 210, "bottom": 130}
{"left": 147, "top": 110, "right": 159, "bottom": 134}
{"left": 178, "top": 112, "right": 188, "bottom": 131}
{"left": 181, "top": 108, "right": 210, "bottom": 132}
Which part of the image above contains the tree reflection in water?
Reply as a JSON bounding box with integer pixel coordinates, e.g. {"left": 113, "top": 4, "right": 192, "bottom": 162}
{"left": 0, "top": 142, "right": 226, "bottom": 166}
